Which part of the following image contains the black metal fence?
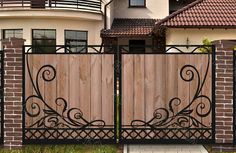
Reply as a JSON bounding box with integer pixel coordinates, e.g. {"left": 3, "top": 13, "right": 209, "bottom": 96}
{"left": 22, "top": 45, "right": 215, "bottom": 144}
{"left": 0, "top": 0, "right": 101, "bottom": 13}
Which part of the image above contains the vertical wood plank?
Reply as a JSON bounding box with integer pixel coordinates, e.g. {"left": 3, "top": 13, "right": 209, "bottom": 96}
{"left": 68, "top": 55, "right": 80, "bottom": 138}
{"left": 79, "top": 55, "right": 91, "bottom": 127}
{"left": 166, "top": 55, "right": 179, "bottom": 138}
{"left": 201, "top": 55, "right": 212, "bottom": 138}
{"left": 25, "top": 55, "right": 33, "bottom": 128}
{"left": 154, "top": 55, "right": 166, "bottom": 139}
{"left": 144, "top": 55, "right": 155, "bottom": 139}
{"left": 102, "top": 55, "right": 114, "bottom": 126}
{"left": 91, "top": 55, "right": 102, "bottom": 124}
{"left": 44, "top": 55, "right": 57, "bottom": 138}
{"left": 56, "top": 55, "right": 69, "bottom": 132}
{"left": 69, "top": 55, "right": 80, "bottom": 118}
{"left": 122, "top": 55, "right": 134, "bottom": 126}
{"left": 177, "top": 55, "right": 190, "bottom": 139}
{"left": 133, "top": 55, "right": 145, "bottom": 122}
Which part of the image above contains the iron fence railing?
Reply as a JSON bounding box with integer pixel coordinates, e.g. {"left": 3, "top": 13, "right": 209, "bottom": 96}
{"left": 0, "top": 0, "right": 101, "bottom": 13}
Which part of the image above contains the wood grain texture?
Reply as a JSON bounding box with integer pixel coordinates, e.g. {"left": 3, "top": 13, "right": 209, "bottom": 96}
{"left": 25, "top": 54, "right": 114, "bottom": 131}
{"left": 121, "top": 54, "right": 212, "bottom": 137}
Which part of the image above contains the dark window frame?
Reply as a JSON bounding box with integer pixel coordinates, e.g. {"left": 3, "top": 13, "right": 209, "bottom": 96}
{"left": 2, "top": 29, "right": 23, "bottom": 39}
{"left": 32, "top": 29, "right": 57, "bottom": 53}
{"left": 64, "top": 30, "right": 88, "bottom": 53}
{"left": 129, "top": 0, "right": 146, "bottom": 8}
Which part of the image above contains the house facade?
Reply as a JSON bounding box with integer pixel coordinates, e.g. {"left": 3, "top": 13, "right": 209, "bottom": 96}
{"left": 0, "top": 0, "right": 196, "bottom": 52}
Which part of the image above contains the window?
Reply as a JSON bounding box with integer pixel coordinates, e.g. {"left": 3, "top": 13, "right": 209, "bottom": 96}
{"left": 3, "top": 29, "right": 23, "bottom": 39}
{"left": 32, "top": 29, "right": 56, "bottom": 53}
{"left": 65, "top": 30, "right": 88, "bottom": 53}
{"left": 129, "top": 40, "right": 146, "bottom": 53}
{"left": 129, "top": 0, "right": 146, "bottom": 7}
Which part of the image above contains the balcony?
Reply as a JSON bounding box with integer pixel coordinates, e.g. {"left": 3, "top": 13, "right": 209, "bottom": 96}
{"left": 0, "top": 0, "right": 101, "bottom": 13}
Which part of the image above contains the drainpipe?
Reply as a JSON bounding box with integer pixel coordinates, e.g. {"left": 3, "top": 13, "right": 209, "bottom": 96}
{"left": 100, "top": 0, "right": 114, "bottom": 52}
{"left": 104, "top": 0, "right": 114, "bottom": 30}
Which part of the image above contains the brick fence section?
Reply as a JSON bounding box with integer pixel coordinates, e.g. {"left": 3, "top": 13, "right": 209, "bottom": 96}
{"left": 213, "top": 40, "right": 235, "bottom": 152}
{"left": 2, "top": 38, "right": 25, "bottom": 148}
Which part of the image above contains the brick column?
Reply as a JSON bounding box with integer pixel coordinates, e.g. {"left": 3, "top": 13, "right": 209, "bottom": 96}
{"left": 213, "top": 40, "right": 235, "bottom": 152}
{"left": 2, "top": 38, "right": 25, "bottom": 148}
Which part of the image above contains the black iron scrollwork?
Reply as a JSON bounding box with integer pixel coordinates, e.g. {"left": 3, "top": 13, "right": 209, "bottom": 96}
{"left": 131, "top": 54, "right": 212, "bottom": 129}
{"left": 25, "top": 48, "right": 106, "bottom": 128}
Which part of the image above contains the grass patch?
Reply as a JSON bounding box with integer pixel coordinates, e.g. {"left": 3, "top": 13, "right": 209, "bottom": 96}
{"left": 0, "top": 145, "right": 120, "bottom": 153}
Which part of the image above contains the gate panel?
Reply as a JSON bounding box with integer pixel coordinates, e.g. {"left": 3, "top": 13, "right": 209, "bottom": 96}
{"left": 120, "top": 52, "right": 214, "bottom": 144}
{"left": 23, "top": 48, "right": 116, "bottom": 144}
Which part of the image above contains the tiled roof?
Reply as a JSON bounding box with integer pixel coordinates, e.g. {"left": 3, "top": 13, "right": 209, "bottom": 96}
{"left": 156, "top": 0, "right": 236, "bottom": 28}
{"left": 101, "top": 18, "right": 159, "bottom": 37}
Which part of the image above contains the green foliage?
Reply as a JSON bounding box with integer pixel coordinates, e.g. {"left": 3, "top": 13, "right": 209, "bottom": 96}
{"left": 199, "top": 38, "right": 212, "bottom": 53}
{"left": 0, "top": 145, "right": 119, "bottom": 153}
{"left": 234, "top": 45, "right": 236, "bottom": 51}
{"left": 92, "top": 145, "right": 117, "bottom": 153}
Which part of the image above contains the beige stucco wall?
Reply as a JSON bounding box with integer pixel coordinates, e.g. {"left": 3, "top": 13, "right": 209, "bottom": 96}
{"left": 113, "top": 0, "right": 168, "bottom": 19}
{"left": 166, "top": 28, "right": 236, "bottom": 45}
{"left": 0, "top": 17, "right": 103, "bottom": 49}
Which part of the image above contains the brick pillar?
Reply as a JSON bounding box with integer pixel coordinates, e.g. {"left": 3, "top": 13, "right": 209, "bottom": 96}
{"left": 2, "top": 38, "right": 25, "bottom": 148}
{"left": 213, "top": 40, "right": 235, "bottom": 152}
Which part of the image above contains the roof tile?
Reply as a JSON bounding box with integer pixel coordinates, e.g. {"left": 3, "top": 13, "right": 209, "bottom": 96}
{"left": 101, "top": 18, "right": 159, "bottom": 37}
{"left": 158, "top": 0, "right": 236, "bottom": 28}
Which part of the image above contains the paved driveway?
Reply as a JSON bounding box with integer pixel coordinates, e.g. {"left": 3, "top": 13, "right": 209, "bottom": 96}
{"left": 124, "top": 145, "right": 208, "bottom": 153}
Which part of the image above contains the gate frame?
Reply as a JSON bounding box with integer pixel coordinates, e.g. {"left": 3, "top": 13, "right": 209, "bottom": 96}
{"left": 22, "top": 45, "right": 118, "bottom": 144}
{"left": 117, "top": 45, "right": 216, "bottom": 144}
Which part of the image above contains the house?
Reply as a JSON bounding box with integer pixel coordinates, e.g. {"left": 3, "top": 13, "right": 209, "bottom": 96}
{"left": 0, "top": 0, "right": 194, "bottom": 52}
{"left": 154, "top": 0, "right": 236, "bottom": 47}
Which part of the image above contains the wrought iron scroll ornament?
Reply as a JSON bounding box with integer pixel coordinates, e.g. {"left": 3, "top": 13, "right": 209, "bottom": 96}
{"left": 131, "top": 54, "right": 212, "bottom": 129}
{"left": 25, "top": 47, "right": 106, "bottom": 128}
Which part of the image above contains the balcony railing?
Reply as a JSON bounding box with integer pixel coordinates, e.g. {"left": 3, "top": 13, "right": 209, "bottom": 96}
{"left": 0, "top": 0, "right": 101, "bottom": 13}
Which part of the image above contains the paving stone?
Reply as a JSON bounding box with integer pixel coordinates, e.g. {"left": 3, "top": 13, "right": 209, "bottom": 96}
{"left": 125, "top": 145, "right": 208, "bottom": 153}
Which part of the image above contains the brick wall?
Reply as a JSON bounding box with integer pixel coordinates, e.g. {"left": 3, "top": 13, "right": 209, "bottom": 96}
{"left": 213, "top": 40, "right": 235, "bottom": 152}
{"left": 2, "top": 38, "right": 24, "bottom": 148}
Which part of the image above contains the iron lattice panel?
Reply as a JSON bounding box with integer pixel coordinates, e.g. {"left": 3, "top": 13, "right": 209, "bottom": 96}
{"left": 120, "top": 128, "right": 212, "bottom": 144}
{"left": 24, "top": 128, "right": 115, "bottom": 144}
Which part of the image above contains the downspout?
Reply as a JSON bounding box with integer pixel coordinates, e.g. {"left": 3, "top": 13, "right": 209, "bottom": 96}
{"left": 100, "top": 0, "right": 115, "bottom": 52}
{"left": 104, "top": 0, "right": 115, "bottom": 30}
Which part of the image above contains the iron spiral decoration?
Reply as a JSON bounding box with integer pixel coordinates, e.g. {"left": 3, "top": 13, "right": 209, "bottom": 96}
{"left": 131, "top": 54, "right": 212, "bottom": 129}
{"left": 25, "top": 48, "right": 106, "bottom": 128}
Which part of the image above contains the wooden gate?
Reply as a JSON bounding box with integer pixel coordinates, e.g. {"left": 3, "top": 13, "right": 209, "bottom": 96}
{"left": 23, "top": 46, "right": 117, "bottom": 144}
{"left": 118, "top": 46, "right": 215, "bottom": 144}
{"left": 23, "top": 45, "right": 215, "bottom": 144}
